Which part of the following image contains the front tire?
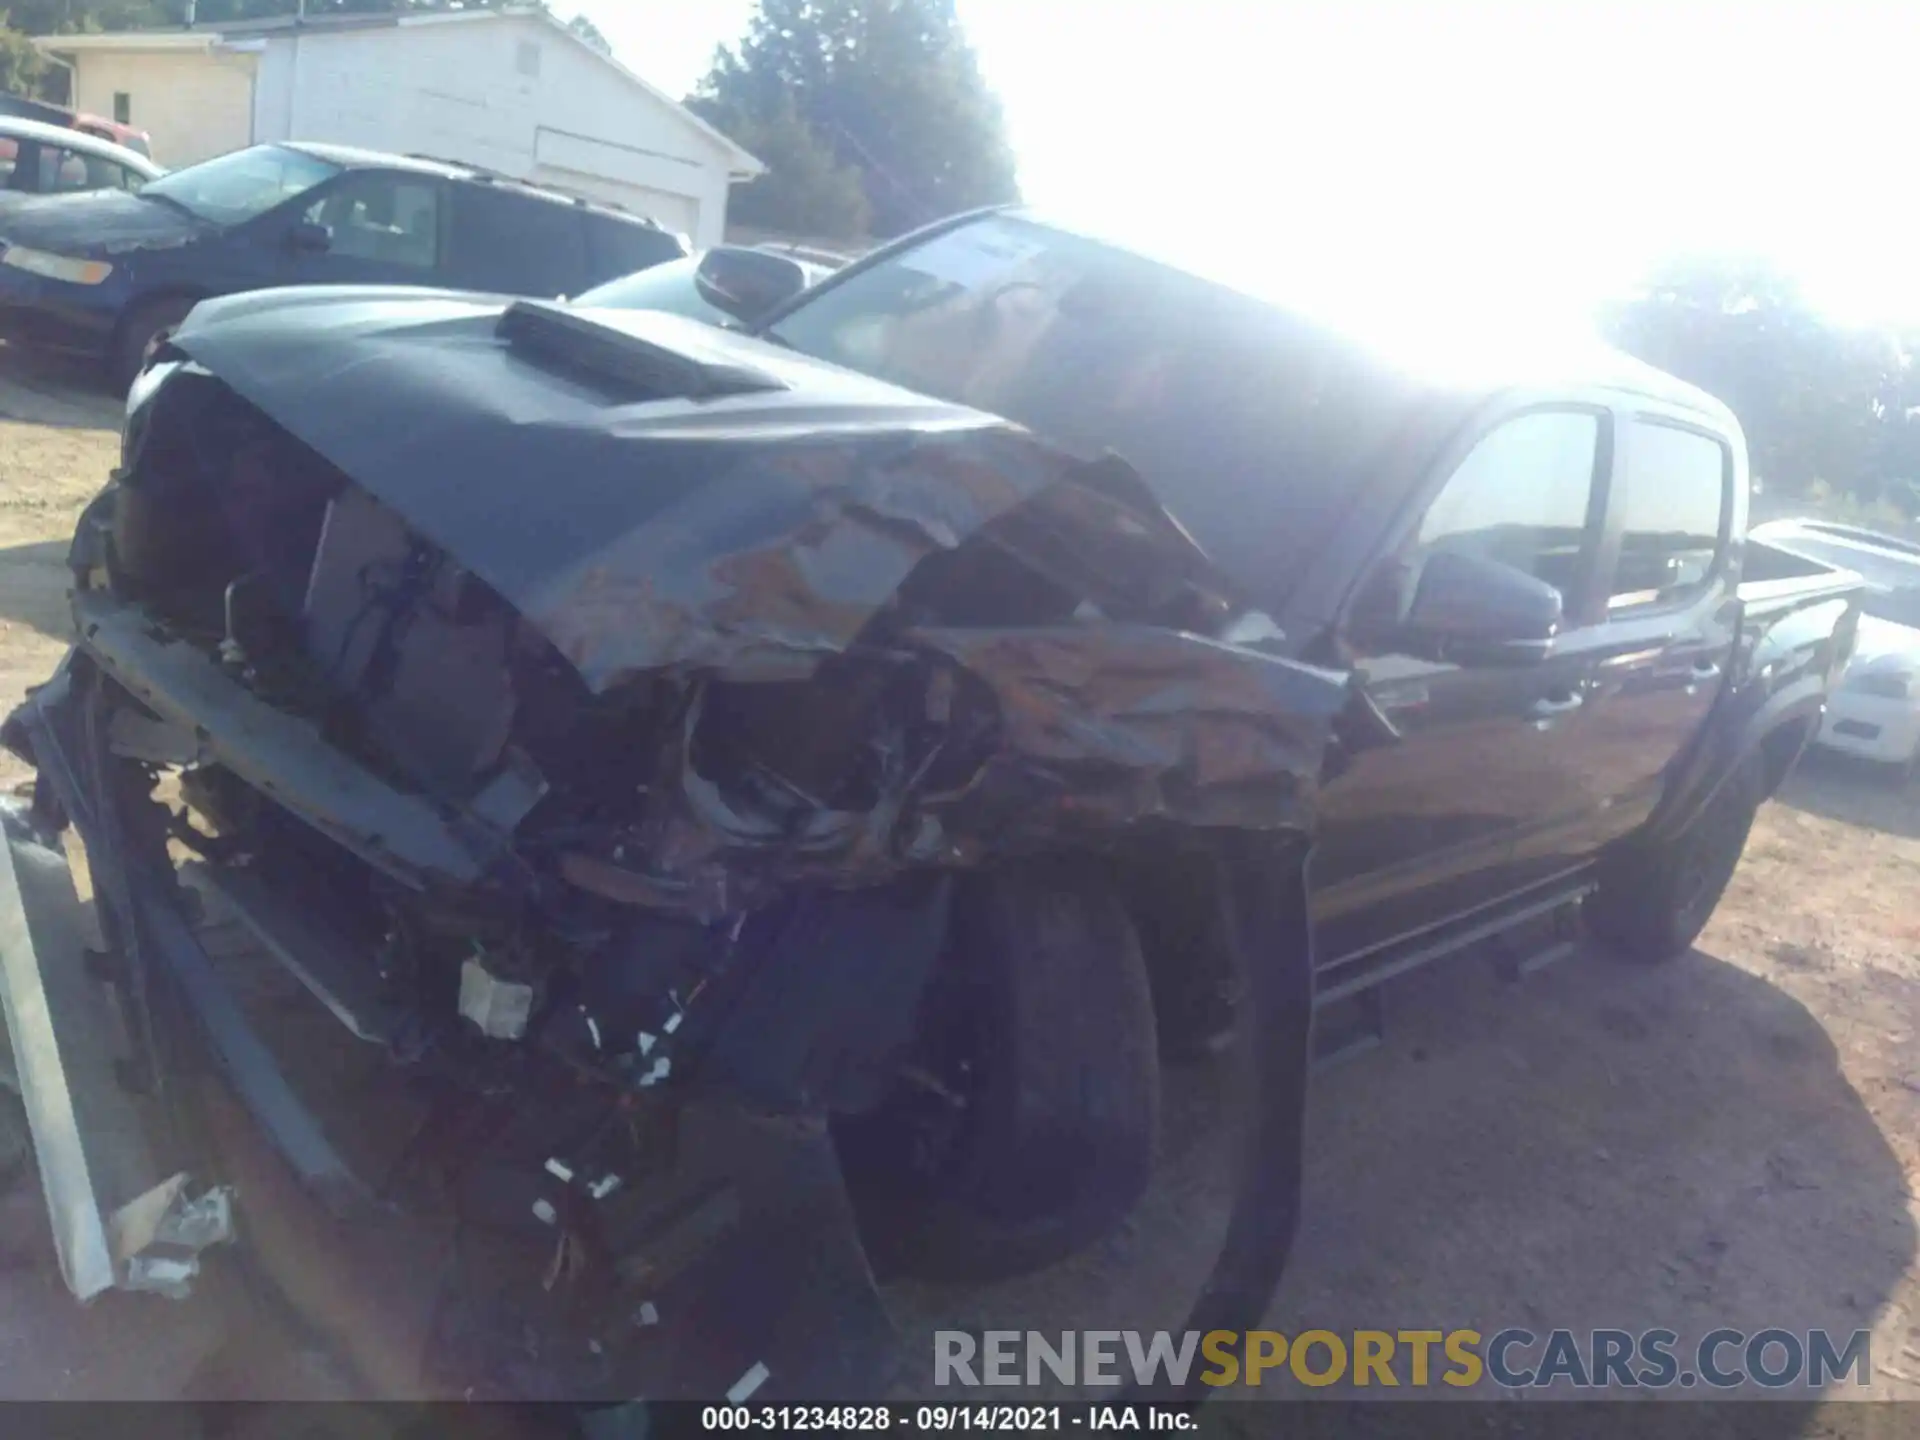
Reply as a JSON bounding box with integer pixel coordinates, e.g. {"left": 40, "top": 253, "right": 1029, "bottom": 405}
{"left": 1586, "top": 755, "right": 1764, "bottom": 963}
{"left": 112, "top": 296, "right": 197, "bottom": 394}
{"left": 1896, "top": 740, "right": 1920, "bottom": 788}
{"left": 837, "top": 862, "right": 1161, "bottom": 1282}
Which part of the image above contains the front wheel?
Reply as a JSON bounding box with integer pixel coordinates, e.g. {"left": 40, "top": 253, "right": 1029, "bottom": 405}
{"left": 112, "top": 296, "right": 198, "bottom": 393}
{"left": 1894, "top": 740, "right": 1920, "bottom": 788}
{"left": 836, "top": 862, "right": 1161, "bottom": 1282}
{"left": 1585, "top": 755, "right": 1764, "bottom": 963}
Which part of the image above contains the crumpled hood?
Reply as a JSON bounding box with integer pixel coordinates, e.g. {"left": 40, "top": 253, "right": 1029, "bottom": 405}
{"left": 168, "top": 287, "right": 1111, "bottom": 691}
{"left": 0, "top": 188, "right": 207, "bottom": 255}
{"left": 124, "top": 286, "right": 1352, "bottom": 886}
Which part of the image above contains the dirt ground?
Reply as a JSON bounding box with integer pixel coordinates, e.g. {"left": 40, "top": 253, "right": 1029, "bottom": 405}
{"left": 0, "top": 344, "right": 1917, "bottom": 1405}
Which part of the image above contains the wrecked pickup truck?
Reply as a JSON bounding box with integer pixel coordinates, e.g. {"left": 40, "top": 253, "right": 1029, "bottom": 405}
{"left": 0, "top": 208, "right": 1863, "bottom": 1402}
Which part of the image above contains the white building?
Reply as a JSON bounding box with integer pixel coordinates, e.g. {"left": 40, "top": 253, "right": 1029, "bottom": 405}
{"left": 35, "top": 6, "right": 761, "bottom": 248}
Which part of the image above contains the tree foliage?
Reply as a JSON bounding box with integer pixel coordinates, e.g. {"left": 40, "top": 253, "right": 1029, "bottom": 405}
{"left": 1603, "top": 257, "right": 1917, "bottom": 514}
{"left": 695, "top": 0, "right": 1018, "bottom": 239}
{"left": 0, "top": 14, "right": 48, "bottom": 95}
{"left": 184, "top": 1, "right": 529, "bottom": 21}
{"left": 5, "top": 3, "right": 621, "bottom": 58}
{"left": 4, "top": 1, "right": 167, "bottom": 36}
{"left": 1, "top": 2, "right": 596, "bottom": 29}
{"left": 703, "top": 94, "right": 870, "bottom": 239}
{"left": 565, "top": 12, "right": 609, "bottom": 56}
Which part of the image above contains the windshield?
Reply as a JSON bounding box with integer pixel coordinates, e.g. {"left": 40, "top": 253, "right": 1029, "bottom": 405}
{"left": 141, "top": 144, "right": 339, "bottom": 226}
{"left": 573, "top": 257, "right": 725, "bottom": 322}
{"left": 762, "top": 214, "right": 1421, "bottom": 602}
{"left": 1862, "top": 586, "right": 1920, "bottom": 629}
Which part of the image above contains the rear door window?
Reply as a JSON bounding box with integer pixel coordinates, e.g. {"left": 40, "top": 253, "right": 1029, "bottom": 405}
{"left": 582, "top": 212, "right": 685, "bottom": 288}
{"left": 445, "top": 187, "right": 589, "bottom": 297}
{"left": 1607, "top": 421, "right": 1730, "bottom": 612}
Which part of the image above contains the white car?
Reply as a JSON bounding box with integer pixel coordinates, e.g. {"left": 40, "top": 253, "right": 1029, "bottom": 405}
{"left": 1816, "top": 588, "right": 1920, "bottom": 776}
{"left": 1749, "top": 520, "right": 1920, "bottom": 777}
{"left": 0, "top": 115, "right": 163, "bottom": 203}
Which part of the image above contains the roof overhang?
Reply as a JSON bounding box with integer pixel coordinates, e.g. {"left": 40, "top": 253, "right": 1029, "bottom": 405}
{"left": 33, "top": 33, "right": 221, "bottom": 54}
{"left": 33, "top": 7, "right": 764, "bottom": 181}
{"left": 522, "top": 9, "right": 764, "bottom": 179}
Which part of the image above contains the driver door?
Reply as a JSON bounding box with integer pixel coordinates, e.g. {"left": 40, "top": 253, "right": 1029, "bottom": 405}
{"left": 269, "top": 171, "right": 446, "bottom": 287}
{"left": 1311, "top": 405, "right": 1613, "bottom": 967}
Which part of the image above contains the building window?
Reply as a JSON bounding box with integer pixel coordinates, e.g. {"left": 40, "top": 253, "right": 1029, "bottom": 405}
{"left": 515, "top": 40, "right": 542, "bottom": 77}
{"left": 113, "top": 92, "right": 132, "bottom": 125}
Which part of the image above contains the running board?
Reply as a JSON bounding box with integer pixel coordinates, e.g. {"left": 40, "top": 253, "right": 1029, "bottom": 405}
{"left": 1315, "top": 880, "right": 1597, "bottom": 1006}
{"left": 1311, "top": 882, "right": 1595, "bottom": 1067}
{"left": 1312, "top": 985, "right": 1384, "bottom": 1069}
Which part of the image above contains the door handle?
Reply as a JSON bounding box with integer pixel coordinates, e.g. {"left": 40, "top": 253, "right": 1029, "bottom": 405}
{"left": 1529, "top": 691, "right": 1584, "bottom": 722}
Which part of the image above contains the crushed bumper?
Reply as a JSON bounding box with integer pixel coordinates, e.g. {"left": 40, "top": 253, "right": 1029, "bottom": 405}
{"left": 0, "top": 657, "right": 293, "bottom": 1302}
{"left": 0, "top": 798, "right": 234, "bottom": 1301}
{"left": 0, "top": 657, "right": 909, "bottom": 1397}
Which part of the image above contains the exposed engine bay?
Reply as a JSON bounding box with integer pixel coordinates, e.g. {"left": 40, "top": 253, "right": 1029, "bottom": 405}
{"left": 4, "top": 294, "right": 1342, "bottom": 1400}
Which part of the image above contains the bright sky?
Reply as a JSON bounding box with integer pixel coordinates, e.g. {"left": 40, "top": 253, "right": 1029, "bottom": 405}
{"left": 576, "top": 1, "right": 1920, "bottom": 335}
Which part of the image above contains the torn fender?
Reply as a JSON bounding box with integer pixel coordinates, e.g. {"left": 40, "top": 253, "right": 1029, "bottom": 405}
{"left": 910, "top": 624, "right": 1351, "bottom": 838}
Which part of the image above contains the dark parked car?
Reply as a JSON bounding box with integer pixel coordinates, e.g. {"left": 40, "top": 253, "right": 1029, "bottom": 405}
{"left": 0, "top": 208, "right": 1862, "bottom": 1400}
{"left": 0, "top": 141, "right": 685, "bottom": 387}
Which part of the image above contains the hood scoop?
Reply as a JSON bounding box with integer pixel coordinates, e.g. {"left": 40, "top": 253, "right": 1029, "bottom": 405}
{"left": 497, "top": 300, "right": 785, "bottom": 402}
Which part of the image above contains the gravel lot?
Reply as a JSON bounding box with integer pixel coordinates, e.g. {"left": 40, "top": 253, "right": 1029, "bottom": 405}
{"left": 0, "top": 343, "right": 1916, "bottom": 1406}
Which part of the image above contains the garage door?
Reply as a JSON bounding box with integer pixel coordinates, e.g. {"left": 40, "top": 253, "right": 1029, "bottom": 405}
{"left": 529, "top": 165, "right": 699, "bottom": 241}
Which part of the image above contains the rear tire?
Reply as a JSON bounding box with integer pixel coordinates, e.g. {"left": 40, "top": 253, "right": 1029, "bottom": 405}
{"left": 112, "top": 296, "right": 197, "bottom": 394}
{"left": 837, "top": 862, "right": 1161, "bottom": 1282}
{"left": 1585, "top": 755, "right": 1764, "bottom": 963}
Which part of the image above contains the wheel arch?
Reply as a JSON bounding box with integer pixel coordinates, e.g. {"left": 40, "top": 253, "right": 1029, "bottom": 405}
{"left": 110, "top": 288, "right": 214, "bottom": 371}
{"left": 1643, "top": 677, "right": 1826, "bottom": 846}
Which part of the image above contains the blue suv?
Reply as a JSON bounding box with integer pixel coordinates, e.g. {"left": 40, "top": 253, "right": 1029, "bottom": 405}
{"left": 0, "top": 141, "right": 686, "bottom": 388}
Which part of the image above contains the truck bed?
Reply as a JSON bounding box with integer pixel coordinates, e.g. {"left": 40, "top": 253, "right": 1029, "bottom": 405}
{"left": 1740, "top": 536, "right": 1865, "bottom": 613}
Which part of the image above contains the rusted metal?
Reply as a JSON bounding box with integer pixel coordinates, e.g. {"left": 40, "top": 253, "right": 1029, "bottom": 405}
{"left": 908, "top": 623, "right": 1348, "bottom": 833}
{"left": 524, "top": 432, "right": 1082, "bottom": 692}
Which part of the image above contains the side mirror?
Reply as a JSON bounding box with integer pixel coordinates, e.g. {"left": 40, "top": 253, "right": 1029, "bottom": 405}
{"left": 1401, "top": 549, "right": 1562, "bottom": 664}
{"left": 285, "top": 220, "right": 332, "bottom": 255}
{"left": 693, "top": 246, "right": 809, "bottom": 325}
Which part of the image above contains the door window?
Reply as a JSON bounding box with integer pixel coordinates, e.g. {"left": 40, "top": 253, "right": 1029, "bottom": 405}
{"left": 1607, "top": 421, "right": 1729, "bottom": 611}
{"left": 33, "top": 146, "right": 140, "bottom": 193}
{"left": 1416, "top": 410, "right": 1604, "bottom": 604}
{"left": 304, "top": 174, "right": 442, "bottom": 271}
{"left": 444, "top": 186, "right": 588, "bottom": 296}
{"left": 582, "top": 211, "right": 687, "bottom": 288}
{"left": 35, "top": 145, "right": 92, "bottom": 192}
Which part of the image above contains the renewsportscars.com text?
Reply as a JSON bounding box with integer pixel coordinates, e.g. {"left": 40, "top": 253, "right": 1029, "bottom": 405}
{"left": 934, "top": 1328, "right": 1873, "bottom": 1390}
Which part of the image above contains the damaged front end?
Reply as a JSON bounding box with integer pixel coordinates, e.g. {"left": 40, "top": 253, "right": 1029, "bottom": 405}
{"left": 1, "top": 291, "right": 1346, "bottom": 1399}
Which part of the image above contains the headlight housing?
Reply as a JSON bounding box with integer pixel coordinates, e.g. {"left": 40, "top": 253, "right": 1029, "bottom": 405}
{"left": 1850, "top": 669, "right": 1914, "bottom": 700}
{"left": 122, "top": 358, "right": 182, "bottom": 467}
{"left": 1, "top": 245, "right": 114, "bottom": 286}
